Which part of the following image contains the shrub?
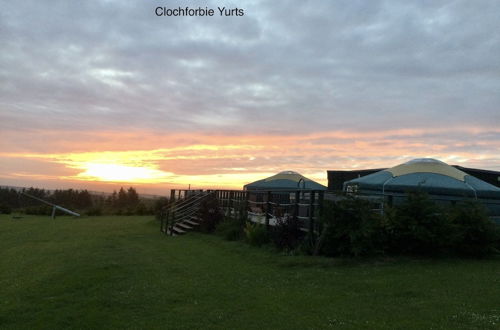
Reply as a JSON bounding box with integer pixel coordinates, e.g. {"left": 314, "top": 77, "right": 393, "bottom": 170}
{"left": 271, "top": 214, "right": 303, "bottom": 251}
{"left": 386, "top": 191, "right": 453, "bottom": 256}
{"left": 0, "top": 203, "right": 12, "bottom": 214}
{"left": 244, "top": 221, "right": 269, "bottom": 247}
{"left": 216, "top": 217, "right": 244, "bottom": 241}
{"left": 86, "top": 207, "right": 103, "bottom": 216}
{"left": 197, "top": 195, "right": 223, "bottom": 233}
{"left": 216, "top": 204, "right": 248, "bottom": 241}
{"left": 447, "top": 201, "right": 499, "bottom": 257}
{"left": 319, "top": 198, "right": 384, "bottom": 257}
{"left": 297, "top": 232, "right": 316, "bottom": 255}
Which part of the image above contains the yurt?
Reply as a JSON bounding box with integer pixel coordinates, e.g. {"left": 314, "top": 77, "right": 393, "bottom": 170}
{"left": 343, "top": 158, "right": 500, "bottom": 215}
{"left": 244, "top": 171, "right": 327, "bottom": 191}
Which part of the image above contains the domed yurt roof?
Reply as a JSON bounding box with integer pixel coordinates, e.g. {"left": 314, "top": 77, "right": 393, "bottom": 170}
{"left": 244, "top": 171, "right": 327, "bottom": 191}
{"left": 344, "top": 158, "right": 500, "bottom": 200}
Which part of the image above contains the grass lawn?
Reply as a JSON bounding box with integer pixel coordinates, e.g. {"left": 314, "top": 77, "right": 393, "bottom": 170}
{"left": 0, "top": 215, "right": 499, "bottom": 329}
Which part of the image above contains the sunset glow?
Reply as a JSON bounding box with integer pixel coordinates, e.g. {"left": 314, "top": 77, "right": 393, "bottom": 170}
{"left": 1, "top": 127, "right": 499, "bottom": 194}
{"left": 1, "top": 1, "right": 499, "bottom": 195}
{"left": 74, "top": 163, "right": 171, "bottom": 183}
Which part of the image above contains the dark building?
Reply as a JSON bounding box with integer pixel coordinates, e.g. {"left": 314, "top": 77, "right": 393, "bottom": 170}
{"left": 327, "top": 168, "right": 384, "bottom": 191}
{"left": 328, "top": 165, "right": 500, "bottom": 191}
{"left": 453, "top": 166, "right": 500, "bottom": 189}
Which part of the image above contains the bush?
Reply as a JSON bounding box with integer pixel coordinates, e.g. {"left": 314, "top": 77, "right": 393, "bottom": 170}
{"left": 86, "top": 207, "right": 103, "bottom": 216}
{"left": 216, "top": 204, "right": 248, "bottom": 241}
{"left": 311, "top": 193, "right": 500, "bottom": 258}
{"left": 197, "top": 195, "right": 223, "bottom": 233}
{"left": 23, "top": 205, "right": 53, "bottom": 216}
{"left": 0, "top": 203, "right": 12, "bottom": 214}
{"left": 244, "top": 221, "right": 269, "bottom": 247}
{"left": 271, "top": 214, "right": 303, "bottom": 251}
{"left": 216, "top": 217, "right": 244, "bottom": 241}
{"left": 447, "top": 201, "right": 499, "bottom": 257}
{"left": 319, "top": 198, "right": 384, "bottom": 257}
{"left": 386, "top": 192, "right": 453, "bottom": 256}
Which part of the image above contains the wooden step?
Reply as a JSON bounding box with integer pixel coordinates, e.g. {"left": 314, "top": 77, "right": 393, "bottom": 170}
{"left": 184, "top": 219, "right": 200, "bottom": 226}
{"left": 177, "top": 222, "right": 193, "bottom": 230}
{"left": 171, "top": 226, "right": 187, "bottom": 235}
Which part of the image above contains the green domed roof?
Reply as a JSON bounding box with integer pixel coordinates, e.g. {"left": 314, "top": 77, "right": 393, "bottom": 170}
{"left": 244, "top": 171, "right": 327, "bottom": 191}
{"left": 344, "top": 158, "right": 500, "bottom": 200}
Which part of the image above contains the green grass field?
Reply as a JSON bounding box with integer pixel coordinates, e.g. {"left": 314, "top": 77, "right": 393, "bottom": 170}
{"left": 0, "top": 215, "right": 498, "bottom": 329}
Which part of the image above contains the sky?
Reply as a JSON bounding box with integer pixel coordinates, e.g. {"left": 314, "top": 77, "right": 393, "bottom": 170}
{"left": 1, "top": 0, "right": 499, "bottom": 195}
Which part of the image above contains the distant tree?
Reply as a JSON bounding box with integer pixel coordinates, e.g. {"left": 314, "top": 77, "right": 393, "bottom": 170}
{"left": 154, "top": 197, "right": 169, "bottom": 220}
{"left": 135, "top": 202, "right": 148, "bottom": 215}
{"left": 0, "top": 188, "right": 20, "bottom": 209}
{"left": 106, "top": 191, "right": 118, "bottom": 208}
{"left": 127, "top": 187, "right": 139, "bottom": 207}
{"left": 117, "top": 187, "right": 128, "bottom": 208}
{"left": 21, "top": 187, "right": 48, "bottom": 207}
{"left": 77, "top": 190, "right": 93, "bottom": 209}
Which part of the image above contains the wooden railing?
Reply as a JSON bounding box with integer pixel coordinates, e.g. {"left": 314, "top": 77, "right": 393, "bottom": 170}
{"left": 160, "top": 190, "right": 214, "bottom": 235}
{"left": 162, "top": 188, "right": 325, "bottom": 235}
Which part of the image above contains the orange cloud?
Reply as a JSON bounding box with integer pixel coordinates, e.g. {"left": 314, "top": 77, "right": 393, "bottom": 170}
{"left": 1, "top": 127, "right": 499, "bottom": 193}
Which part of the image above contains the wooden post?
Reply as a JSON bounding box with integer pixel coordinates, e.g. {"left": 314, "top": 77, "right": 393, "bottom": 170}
{"left": 318, "top": 190, "right": 324, "bottom": 233}
{"left": 240, "top": 191, "right": 245, "bottom": 216}
{"left": 244, "top": 190, "right": 249, "bottom": 222}
{"left": 309, "top": 191, "right": 316, "bottom": 241}
{"left": 294, "top": 190, "right": 299, "bottom": 224}
{"left": 237, "top": 191, "right": 241, "bottom": 219}
{"left": 229, "top": 191, "right": 234, "bottom": 218}
{"left": 160, "top": 210, "right": 164, "bottom": 233}
{"left": 318, "top": 190, "right": 324, "bottom": 214}
{"left": 265, "top": 191, "right": 271, "bottom": 229}
{"left": 170, "top": 209, "right": 175, "bottom": 236}
{"left": 170, "top": 189, "right": 176, "bottom": 202}
{"left": 165, "top": 208, "right": 170, "bottom": 235}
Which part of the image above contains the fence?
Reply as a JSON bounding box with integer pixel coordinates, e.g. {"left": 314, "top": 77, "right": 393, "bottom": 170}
{"left": 168, "top": 189, "right": 325, "bottom": 234}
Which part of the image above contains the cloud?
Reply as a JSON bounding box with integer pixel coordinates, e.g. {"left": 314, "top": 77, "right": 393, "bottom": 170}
{"left": 1, "top": 128, "right": 499, "bottom": 193}
{"left": 2, "top": 0, "right": 500, "bottom": 134}
{"left": 1, "top": 1, "right": 499, "bottom": 192}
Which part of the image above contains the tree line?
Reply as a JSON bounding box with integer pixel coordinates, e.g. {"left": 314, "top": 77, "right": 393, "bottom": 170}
{"left": 0, "top": 186, "right": 167, "bottom": 216}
